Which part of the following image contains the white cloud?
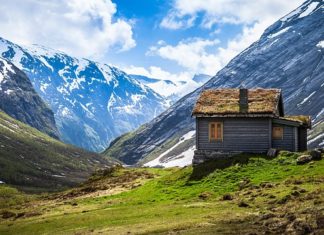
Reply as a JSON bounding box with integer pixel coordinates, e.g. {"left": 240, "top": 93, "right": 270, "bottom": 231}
{"left": 147, "top": 38, "right": 221, "bottom": 75}
{"left": 0, "top": 0, "right": 136, "bottom": 58}
{"left": 160, "top": 12, "right": 196, "bottom": 30}
{"left": 149, "top": 20, "right": 279, "bottom": 76}
{"left": 161, "top": 0, "right": 304, "bottom": 29}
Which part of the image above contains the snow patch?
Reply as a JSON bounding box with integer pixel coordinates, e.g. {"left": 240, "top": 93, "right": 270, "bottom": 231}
{"left": 37, "top": 56, "right": 54, "bottom": 71}
{"left": 298, "top": 2, "right": 319, "bottom": 18}
{"left": 69, "top": 76, "right": 86, "bottom": 92}
{"left": 0, "top": 57, "right": 15, "bottom": 83}
{"left": 320, "top": 139, "right": 324, "bottom": 147}
{"left": 315, "top": 108, "right": 324, "bottom": 119}
{"left": 4, "top": 89, "right": 14, "bottom": 95}
{"left": 299, "top": 91, "right": 316, "bottom": 105}
{"left": 80, "top": 103, "right": 95, "bottom": 118}
{"left": 98, "top": 64, "right": 113, "bottom": 83}
{"left": 308, "top": 132, "right": 324, "bottom": 144}
{"left": 76, "top": 58, "right": 90, "bottom": 74}
{"left": 24, "top": 44, "right": 60, "bottom": 58}
{"left": 280, "top": 6, "right": 303, "bottom": 21}
{"left": 158, "top": 145, "right": 195, "bottom": 168}
{"left": 52, "top": 174, "right": 65, "bottom": 178}
{"left": 107, "top": 93, "right": 117, "bottom": 112}
{"left": 40, "top": 83, "right": 50, "bottom": 93}
{"left": 131, "top": 94, "right": 144, "bottom": 104}
{"left": 144, "top": 130, "right": 195, "bottom": 167}
{"left": 60, "top": 107, "right": 72, "bottom": 117}
{"left": 268, "top": 27, "right": 291, "bottom": 39}
{"left": 316, "top": 40, "right": 324, "bottom": 49}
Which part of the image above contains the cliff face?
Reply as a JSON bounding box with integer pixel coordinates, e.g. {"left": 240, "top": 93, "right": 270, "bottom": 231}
{"left": 0, "top": 57, "right": 59, "bottom": 139}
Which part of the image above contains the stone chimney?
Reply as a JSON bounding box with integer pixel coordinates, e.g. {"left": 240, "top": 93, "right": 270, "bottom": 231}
{"left": 239, "top": 88, "right": 248, "bottom": 113}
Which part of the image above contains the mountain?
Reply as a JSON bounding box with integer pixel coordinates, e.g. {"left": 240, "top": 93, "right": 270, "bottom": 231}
{"left": 104, "top": 0, "right": 324, "bottom": 165}
{"left": 192, "top": 74, "right": 211, "bottom": 84}
{"left": 0, "top": 38, "right": 168, "bottom": 152}
{"left": 0, "top": 110, "right": 117, "bottom": 192}
{"left": 130, "top": 74, "right": 204, "bottom": 104}
{"left": 0, "top": 57, "right": 58, "bottom": 138}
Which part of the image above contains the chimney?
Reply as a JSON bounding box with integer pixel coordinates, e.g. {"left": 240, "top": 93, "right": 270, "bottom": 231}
{"left": 239, "top": 88, "right": 248, "bottom": 113}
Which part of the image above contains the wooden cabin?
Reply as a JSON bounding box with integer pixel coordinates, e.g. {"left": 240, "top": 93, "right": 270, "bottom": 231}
{"left": 192, "top": 88, "right": 311, "bottom": 163}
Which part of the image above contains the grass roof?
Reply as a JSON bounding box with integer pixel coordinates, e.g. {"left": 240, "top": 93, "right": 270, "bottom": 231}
{"left": 192, "top": 88, "right": 281, "bottom": 116}
{"left": 282, "top": 115, "right": 312, "bottom": 128}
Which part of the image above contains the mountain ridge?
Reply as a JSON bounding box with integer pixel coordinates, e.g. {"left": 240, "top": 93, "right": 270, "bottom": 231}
{"left": 0, "top": 37, "right": 168, "bottom": 152}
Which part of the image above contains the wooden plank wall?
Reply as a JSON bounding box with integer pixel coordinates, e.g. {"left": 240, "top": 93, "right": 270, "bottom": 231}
{"left": 196, "top": 117, "right": 270, "bottom": 152}
{"left": 298, "top": 127, "right": 308, "bottom": 151}
{"left": 272, "top": 123, "right": 295, "bottom": 151}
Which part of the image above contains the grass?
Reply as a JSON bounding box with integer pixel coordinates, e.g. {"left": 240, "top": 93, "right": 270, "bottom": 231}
{"left": 0, "top": 151, "right": 323, "bottom": 234}
{"left": 0, "top": 110, "right": 116, "bottom": 192}
{"left": 192, "top": 88, "right": 280, "bottom": 115}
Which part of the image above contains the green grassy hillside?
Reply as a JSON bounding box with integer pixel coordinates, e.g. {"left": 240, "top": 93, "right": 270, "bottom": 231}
{"left": 0, "top": 151, "right": 323, "bottom": 234}
{"left": 0, "top": 110, "right": 116, "bottom": 192}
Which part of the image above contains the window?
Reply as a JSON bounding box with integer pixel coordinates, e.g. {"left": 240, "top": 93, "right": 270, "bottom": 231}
{"left": 209, "top": 122, "right": 223, "bottom": 141}
{"left": 272, "top": 126, "right": 283, "bottom": 139}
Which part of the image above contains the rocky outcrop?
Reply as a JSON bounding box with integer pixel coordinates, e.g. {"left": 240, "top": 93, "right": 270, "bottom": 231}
{"left": 0, "top": 57, "right": 59, "bottom": 138}
{"left": 296, "top": 155, "right": 312, "bottom": 164}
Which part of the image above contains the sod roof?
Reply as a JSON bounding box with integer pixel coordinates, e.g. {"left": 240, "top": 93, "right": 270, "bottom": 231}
{"left": 282, "top": 115, "right": 312, "bottom": 128}
{"left": 192, "top": 88, "right": 282, "bottom": 116}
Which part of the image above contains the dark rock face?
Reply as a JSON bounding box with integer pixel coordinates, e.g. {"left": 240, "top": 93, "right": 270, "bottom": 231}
{"left": 105, "top": 0, "right": 324, "bottom": 164}
{"left": 308, "top": 150, "right": 322, "bottom": 160}
{"left": 0, "top": 58, "right": 59, "bottom": 138}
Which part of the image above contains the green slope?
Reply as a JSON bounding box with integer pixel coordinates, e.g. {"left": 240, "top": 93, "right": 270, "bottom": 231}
{"left": 0, "top": 110, "right": 116, "bottom": 192}
{"left": 0, "top": 151, "right": 323, "bottom": 234}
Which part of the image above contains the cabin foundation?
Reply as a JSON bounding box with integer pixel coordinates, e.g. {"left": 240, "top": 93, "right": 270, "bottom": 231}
{"left": 193, "top": 150, "right": 242, "bottom": 165}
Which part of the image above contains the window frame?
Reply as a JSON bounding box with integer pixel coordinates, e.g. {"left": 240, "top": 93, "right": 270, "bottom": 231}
{"left": 209, "top": 122, "right": 223, "bottom": 142}
{"left": 272, "top": 126, "right": 284, "bottom": 140}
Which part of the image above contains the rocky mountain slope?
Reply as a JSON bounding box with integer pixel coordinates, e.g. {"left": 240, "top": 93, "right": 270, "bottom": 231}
{"left": 104, "top": 0, "right": 324, "bottom": 165}
{"left": 0, "top": 38, "right": 168, "bottom": 151}
{"left": 0, "top": 110, "right": 116, "bottom": 191}
{"left": 0, "top": 57, "right": 58, "bottom": 138}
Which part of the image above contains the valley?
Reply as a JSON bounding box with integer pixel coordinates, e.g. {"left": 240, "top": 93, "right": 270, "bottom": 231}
{"left": 0, "top": 110, "right": 116, "bottom": 192}
{"left": 0, "top": 0, "right": 323, "bottom": 234}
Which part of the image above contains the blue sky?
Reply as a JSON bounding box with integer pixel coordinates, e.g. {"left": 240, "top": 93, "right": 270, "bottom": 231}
{"left": 111, "top": 0, "right": 243, "bottom": 74}
{"left": 0, "top": 0, "right": 304, "bottom": 81}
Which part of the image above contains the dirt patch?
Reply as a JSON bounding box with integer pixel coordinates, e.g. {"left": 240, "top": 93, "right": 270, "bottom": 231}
{"left": 51, "top": 167, "right": 156, "bottom": 200}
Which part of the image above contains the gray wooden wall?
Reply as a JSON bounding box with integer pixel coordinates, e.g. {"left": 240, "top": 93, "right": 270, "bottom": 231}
{"left": 196, "top": 117, "right": 271, "bottom": 153}
{"left": 272, "top": 124, "right": 296, "bottom": 152}
{"left": 298, "top": 127, "right": 307, "bottom": 151}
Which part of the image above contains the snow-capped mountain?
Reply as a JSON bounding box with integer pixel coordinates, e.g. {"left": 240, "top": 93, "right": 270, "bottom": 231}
{"left": 104, "top": 0, "right": 324, "bottom": 165}
{"left": 0, "top": 57, "right": 58, "bottom": 138}
{"left": 192, "top": 74, "right": 211, "bottom": 84}
{"left": 0, "top": 37, "right": 168, "bottom": 151}
{"left": 130, "top": 74, "right": 211, "bottom": 104}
